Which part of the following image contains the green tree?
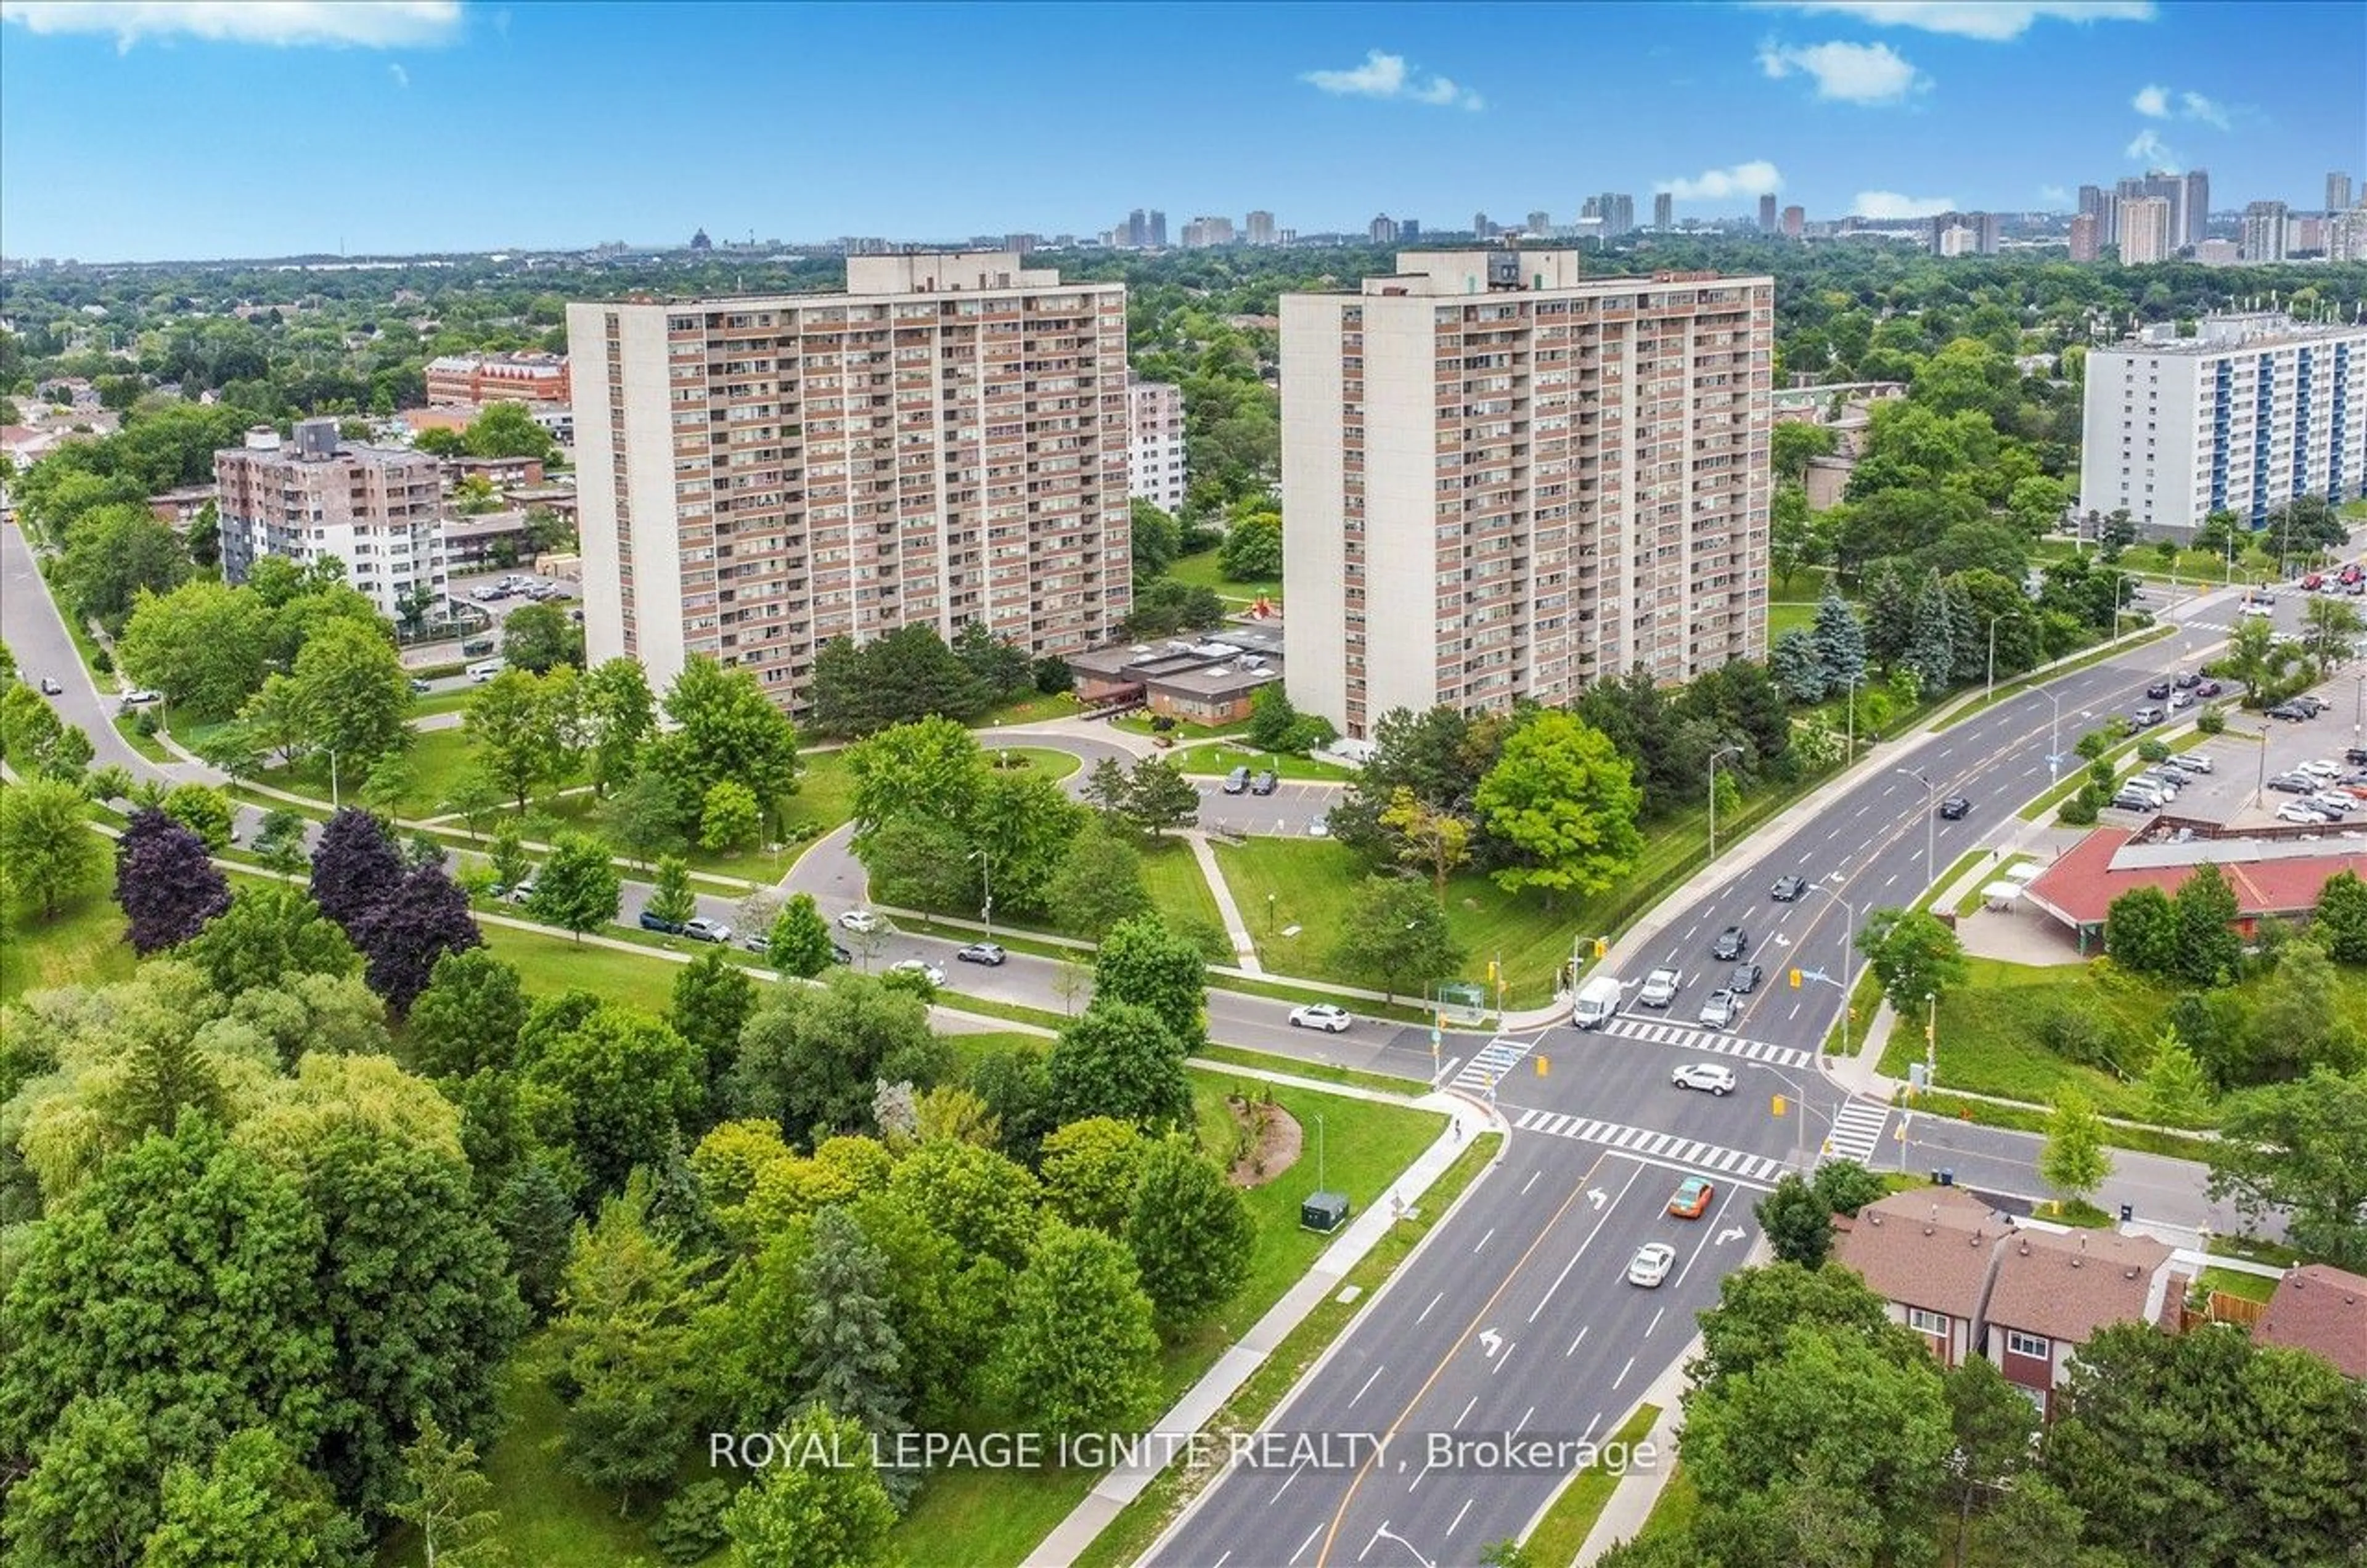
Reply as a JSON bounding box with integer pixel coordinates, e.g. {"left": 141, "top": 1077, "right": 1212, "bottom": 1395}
{"left": 844, "top": 715, "right": 986, "bottom": 850}
{"left": 1770, "top": 480, "right": 1817, "bottom": 594}
{"left": 0, "top": 776, "right": 102, "bottom": 918}
{"left": 1093, "top": 915, "right": 1206, "bottom": 1039}
{"left": 526, "top": 832, "right": 623, "bottom": 943}
{"left": 646, "top": 854, "right": 697, "bottom": 930}
{"left": 2140, "top": 1024, "right": 2213, "bottom": 1129}
{"left": 55, "top": 503, "right": 190, "bottom": 630}
{"left": 251, "top": 805, "right": 311, "bottom": 876}
{"left": 488, "top": 822, "right": 533, "bottom": 896}
{"left": 1473, "top": 711, "right": 1644, "bottom": 900}
{"left": 1772, "top": 419, "right": 1840, "bottom": 481}
{"left": 1812, "top": 580, "right": 1868, "bottom": 692}
{"left": 766, "top": 894, "right": 838, "bottom": 979}
{"left": 501, "top": 601, "right": 583, "bottom": 674}
{"left": 2170, "top": 861, "right": 2242, "bottom": 987}
{"left": 1045, "top": 819, "right": 1154, "bottom": 940}
{"left": 727, "top": 974, "right": 947, "bottom": 1143}
{"left": 651, "top": 656, "right": 801, "bottom": 830}
{"left": 1854, "top": 907, "right": 1968, "bottom": 1015}
{"left": 581, "top": 657, "right": 656, "bottom": 798}
{"left": 1081, "top": 755, "right": 1131, "bottom": 822}
{"left": 140, "top": 1427, "right": 363, "bottom": 1568}
{"left": 1943, "top": 1351, "right": 2041, "bottom": 1561}
{"left": 461, "top": 401, "right": 561, "bottom": 462}
{"left": 1130, "top": 496, "right": 1182, "bottom": 578}
{"left": 720, "top": 1406, "right": 899, "bottom": 1568}
{"left": 700, "top": 779, "right": 762, "bottom": 856}
{"left": 1754, "top": 1173, "right": 1839, "bottom": 1268}
{"left": 2208, "top": 1067, "right": 2367, "bottom": 1269}
{"left": 1, "top": 680, "right": 94, "bottom": 781}
{"left": 547, "top": 1174, "right": 716, "bottom": 1513}
{"left": 2299, "top": 595, "right": 2365, "bottom": 680}
{"left": 2313, "top": 868, "right": 2367, "bottom": 965}
{"left": 1122, "top": 755, "right": 1201, "bottom": 839}
{"left": 989, "top": 1220, "right": 1163, "bottom": 1438}
{"left": 439, "top": 769, "right": 506, "bottom": 843}
{"left": 603, "top": 769, "right": 690, "bottom": 869}
{"left": 178, "top": 883, "right": 363, "bottom": 998}
{"left": 467, "top": 669, "right": 563, "bottom": 812}
{"left": 2103, "top": 884, "right": 2179, "bottom": 978}
{"left": 1329, "top": 875, "right": 1467, "bottom": 1003}
{"left": 1046, "top": 1002, "right": 1193, "bottom": 1130}
{"left": 1378, "top": 786, "right": 1472, "bottom": 897}
{"left": 859, "top": 814, "right": 974, "bottom": 913}
{"left": 288, "top": 616, "right": 411, "bottom": 769}
{"left": 1125, "top": 1135, "right": 1255, "bottom": 1333}
{"left": 795, "top": 1207, "right": 908, "bottom": 1444}
{"left": 808, "top": 624, "right": 991, "bottom": 738}
{"left": 406, "top": 948, "right": 530, "bottom": 1079}
{"left": 2038, "top": 1088, "right": 2113, "bottom": 1206}
{"left": 116, "top": 579, "right": 272, "bottom": 716}
{"left": 1039, "top": 1117, "right": 1146, "bottom": 1234}
{"left": 671, "top": 950, "right": 758, "bottom": 1119}
{"left": 1217, "top": 513, "right": 1282, "bottom": 581}
{"left": 390, "top": 1411, "right": 510, "bottom": 1568}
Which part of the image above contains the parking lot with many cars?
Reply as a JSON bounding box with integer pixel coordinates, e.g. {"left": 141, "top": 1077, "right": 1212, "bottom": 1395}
{"left": 2106, "top": 668, "right": 2367, "bottom": 834}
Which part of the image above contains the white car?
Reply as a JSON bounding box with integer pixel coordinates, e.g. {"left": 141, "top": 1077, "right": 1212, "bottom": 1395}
{"left": 1696, "top": 989, "right": 1739, "bottom": 1029}
{"left": 2238, "top": 602, "right": 2274, "bottom": 617}
{"left": 888, "top": 958, "right": 946, "bottom": 987}
{"left": 2168, "top": 753, "right": 2215, "bottom": 775}
{"left": 1307, "top": 815, "right": 1331, "bottom": 838}
{"left": 683, "top": 917, "right": 733, "bottom": 944}
{"left": 1671, "top": 1061, "right": 1737, "bottom": 1096}
{"left": 120, "top": 688, "right": 161, "bottom": 705}
{"left": 2297, "top": 760, "right": 2340, "bottom": 780}
{"left": 1627, "top": 1242, "right": 1677, "bottom": 1289}
{"left": 2275, "top": 802, "right": 2331, "bottom": 825}
{"left": 503, "top": 879, "right": 536, "bottom": 905}
{"left": 1289, "top": 1003, "right": 1352, "bottom": 1032}
{"left": 2306, "top": 792, "right": 2356, "bottom": 816}
{"left": 837, "top": 909, "right": 881, "bottom": 934}
{"left": 1637, "top": 967, "right": 1682, "bottom": 1008}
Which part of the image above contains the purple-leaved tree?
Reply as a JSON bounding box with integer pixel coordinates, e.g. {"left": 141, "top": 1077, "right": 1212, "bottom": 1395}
{"left": 309, "top": 807, "right": 405, "bottom": 937}
{"left": 356, "top": 862, "right": 484, "bottom": 1015}
{"left": 114, "top": 806, "right": 231, "bottom": 955}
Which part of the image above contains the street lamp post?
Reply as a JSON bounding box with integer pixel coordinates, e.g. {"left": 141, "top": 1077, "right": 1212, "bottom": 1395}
{"left": 1843, "top": 670, "right": 1863, "bottom": 762}
{"left": 1985, "top": 611, "right": 2022, "bottom": 703}
{"left": 1894, "top": 767, "right": 1937, "bottom": 892}
{"left": 1924, "top": 991, "right": 1938, "bottom": 1084}
{"left": 970, "top": 848, "right": 994, "bottom": 943}
{"left": 1706, "top": 745, "right": 1743, "bottom": 862}
{"left": 1759, "top": 1063, "right": 1827, "bottom": 1170}
{"left": 1806, "top": 877, "right": 1859, "bottom": 1066}
{"left": 2042, "top": 688, "right": 2063, "bottom": 783}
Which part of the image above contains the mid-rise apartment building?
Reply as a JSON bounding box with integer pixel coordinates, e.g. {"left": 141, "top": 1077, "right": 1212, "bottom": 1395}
{"left": 2116, "top": 196, "right": 2173, "bottom": 264}
{"left": 1653, "top": 193, "right": 1674, "bottom": 231}
{"left": 214, "top": 419, "right": 445, "bottom": 620}
{"left": 2079, "top": 312, "right": 2367, "bottom": 537}
{"left": 2328, "top": 172, "right": 2353, "bottom": 214}
{"left": 1280, "top": 251, "right": 1772, "bottom": 737}
{"left": 1245, "top": 210, "right": 1278, "bottom": 247}
{"left": 1127, "top": 376, "right": 1187, "bottom": 514}
{"left": 2068, "top": 212, "right": 2100, "bottom": 262}
{"left": 424, "top": 351, "right": 571, "bottom": 406}
{"left": 565, "top": 253, "right": 1131, "bottom": 713}
{"left": 2240, "top": 200, "right": 2290, "bottom": 261}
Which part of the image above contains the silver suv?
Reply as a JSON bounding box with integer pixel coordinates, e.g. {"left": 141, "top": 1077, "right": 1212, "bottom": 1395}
{"left": 1638, "top": 967, "right": 1682, "bottom": 1008}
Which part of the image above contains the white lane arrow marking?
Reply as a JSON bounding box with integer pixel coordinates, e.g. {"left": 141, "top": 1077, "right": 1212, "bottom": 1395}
{"left": 1715, "top": 1225, "right": 1745, "bottom": 1245}
{"left": 1478, "top": 1328, "right": 1504, "bottom": 1358}
{"left": 1587, "top": 1187, "right": 1608, "bottom": 1210}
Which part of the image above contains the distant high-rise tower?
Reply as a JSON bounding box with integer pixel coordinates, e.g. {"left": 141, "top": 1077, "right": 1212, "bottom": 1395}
{"left": 1368, "top": 213, "right": 1400, "bottom": 245}
{"left": 2078, "top": 184, "right": 2111, "bottom": 243}
{"left": 1527, "top": 210, "right": 1553, "bottom": 235}
{"left": 2116, "top": 196, "right": 2172, "bottom": 263}
{"left": 1781, "top": 205, "right": 1804, "bottom": 238}
{"left": 1125, "top": 209, "right": 1148, "bottom": 248}
{"left": 1473, "top": 211, "right": 1494, "bottom": 239}
{"left": 1246, "top": 210, "right": 1277, "bottom": 247}
{"left": 2241, "top": 201, "right": 2290, "bottom": 262}
{"left": 2180, "top": 170, "right": 2210, "bottom": 245}
{"left": 1757, "top": 194, "right": 1778, "bottom": 231}
{"left": 1596, "top": 193, "right": 1634, "bottom": 237}
{"left": 1401, "top": 219, "right": 1421, "bottom": 241}
{"left": 2068, "top": 212, "right": 2100, "bottom": 262}
{"left": 1148, "top": 211, "right": 1167, "bottom": 248}
{"left": 2328, "top": 172, "right": 2354, "bottom": 213}
{"left": 1654, "top": 192, "right": 1674, "bottom": 230}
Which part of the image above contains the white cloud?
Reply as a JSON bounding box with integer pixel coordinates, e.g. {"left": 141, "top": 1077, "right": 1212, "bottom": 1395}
{"left": 1301, "top": 49, "right": 1484, "bottom": 111}
{"left": 1757, "top": 39, "right": 1925, "bottom": 103}
{"left": 387, "top": 60, "right": 407, "bottom": 86}
{"left": 2039, "top": 184, "right": 2071, "bottom": 204}
{"left": 2179, "top": 90, "right": 2229, "bottom": 129}
{"left": 2132, "top": 83, "right": 2170, "bottom": 118}
{"left": 1656, "top": 161, "right": 1785, "bottom": 201}
{"left": 1745, "top": 2, "right": 2154, "bottom": 42}
{"left": 2125, "top": 128, "right": 2180, "bottom": 168}
{"left": 0, "top": 1, "right": 460, "bottom": 48}
{"left": 1852, "top": 190, "right": 1958, "bottom": 219}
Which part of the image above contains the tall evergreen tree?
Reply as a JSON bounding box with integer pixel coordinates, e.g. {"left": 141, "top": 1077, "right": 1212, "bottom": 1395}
{"left": 1812, "top": 579, "right": 1868, "bottom": 691}
{"left": 1903, "top": 569, "right": 1957, "bottom": 698}
{"left": 795, "top": 1207, "right": 909, "bottom": 1462}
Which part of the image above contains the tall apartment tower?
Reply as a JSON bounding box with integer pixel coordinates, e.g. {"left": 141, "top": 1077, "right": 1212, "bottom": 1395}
{"left": 1653, "top": 192, "right": 1674, "bottom": 231}
{"left": 566, "top": 252, "right": 1132, "bottom": 715}
{"left": 2181, "top": 169, "right": 2210, "bottom": 245}
{"left": 1280, "top": 251, "right": 1773, "bottom": 737}
{"left": 1126, "top": 375, "right": 1187, "bottom": 514}
{"left": 1757, "top": 194, "right": 1779, "bottom": 232}
{"left": 2080, "top": 312, "right": 2367, "bottom": 536}
{"left": 1368, "top": 213, "right": 1401, "bottom": 244}
{"left": 2240, "top": 201, "right": 2290, "bottom": 261}
{"left": 2078, "top": 184, "right": 2112, "bottom": 243}
{"left": 1595, "top": 194, "right": 1634, "bottom": 237}
{"left": 2068, "top": 212, "right": 2100, "bottom": 262}
{"left": 2330, "top": 172, "right": 2355, "bottom": 213}
{"left": 1527, "top": 210, "right": 1555, "bottom": 235}
{"left": 1245, "top": 210, "right": 1277, "bottom": 247}
{"left": 1124, "top": 209, "right": 1148, "bottom": 248}
{"left": 1781, "top": 205, "right": 1804, "bottom": 238}
{"left": 1148, "top": 211, "right": 1167, "bottom": 248}
{"left": 2116, "top": 197, "right": 2172, "bottom": 264}
{"left": 214, "top": 419, "right": 446, "bottom": 622}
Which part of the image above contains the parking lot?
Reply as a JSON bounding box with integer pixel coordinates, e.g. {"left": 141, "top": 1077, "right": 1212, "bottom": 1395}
{"left": 449, "top": 569, "right": 577, "bottom": 617}
{"left": 1193, "top": 776, "right": 1341, "bottom": 837}
{"left": 2124, "top": 670, "right": 2367, "bottom": 832}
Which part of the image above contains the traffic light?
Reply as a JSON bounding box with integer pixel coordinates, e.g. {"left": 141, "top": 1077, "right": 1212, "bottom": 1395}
{"left": 1788, "top": 967, "right": 1802, "bottom": 989}
{"left": 1487, "top": 959, "right": 1500, "bottom": 984}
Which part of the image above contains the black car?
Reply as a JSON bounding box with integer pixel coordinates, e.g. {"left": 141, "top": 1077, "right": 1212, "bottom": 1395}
{"left": 956, "top": 942, "right": 1007, "bottom": 966}
{"left": 2145, "top": 680, "right": 2173, "bottom": 700}
{"left": 2345, "top": 747, "right": 2367, "bottom": 767}
{"left": 2172, "top": 672, "right": 2201, "bottom": 690}
{"left": 1249, "top": 770, "right": 1279, "bottom": 796}
{"left": 1938, "top": 795, "right": 1972, "bottom": 820}
{"left": 2267, "top": 774, "right": 2313, "bottom": 793}
{"left": 1730, "top": 962, "right": 1764, "bottom": 994}
{"left": 2267, "top": 703, "right": 2310, "bottom": 722}
{"left": 408, "top": 677, "right": 432, "bottom": 694}
{"left": 2292, "top": 694, "right": 2328, "bottom": 717}
{"left": 1711, "top": 926, "right": 1750, "bottom": 961}
{"left": 638, "top": 910, "right": 685, "bottom": 935}
{"left": 1770, "top": 875, "right": 1807, "bottom": 902}
{"left": 830, "top": 943, "right": 854, "bottom": 966}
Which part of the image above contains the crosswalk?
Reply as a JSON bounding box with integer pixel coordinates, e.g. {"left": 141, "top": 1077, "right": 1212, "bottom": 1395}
{"left": 1453, "top": 1035, "right": 1534, "bottom": 1095}
{"left": 1598, "top": 1015, "right": 1816, "bottom": 1071}
{"left": 1820, "top": 1099, "right": 1893, "bottom": 1167}
{"left": 1509, "top": 1107, "right": 1786, "bottom": 1185}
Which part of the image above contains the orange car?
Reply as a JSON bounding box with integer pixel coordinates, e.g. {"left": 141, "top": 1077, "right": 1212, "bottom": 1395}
{"left": 1667, "top": 1177, "right": 1715, "bottom": 1220}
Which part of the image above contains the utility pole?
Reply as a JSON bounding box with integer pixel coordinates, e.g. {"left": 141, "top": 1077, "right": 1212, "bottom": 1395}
{"left": 970, "top": 848, "right": 994, "bottom": 943}
{"left": 1707, "top": 745, "right": 1743, "bottom": 862}
{"left": 1895, "top": 767, "right": 1937, "bottom": 891}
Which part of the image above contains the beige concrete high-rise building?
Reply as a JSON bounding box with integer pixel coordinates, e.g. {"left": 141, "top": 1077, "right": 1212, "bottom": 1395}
{"left": 2068, "top": 212, "right": 2100, "bottom": 262}
{"left": 567, "top": 251, "right": 1130, "bottom": 714}
{"left": 2116, "top": 196, "right": 2172, "bottom": 263}
{"left": 215, "top": 419, "right": 445, "bottom": 622}
{"left": 1280, "top": 251, "right": 1772, "bottom": 737}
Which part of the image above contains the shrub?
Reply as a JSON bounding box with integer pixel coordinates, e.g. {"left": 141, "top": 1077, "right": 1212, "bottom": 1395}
{"left": 92, "top": 648, "right": 113, "bottom": 674}
{"left": 651, "top": 1479, "right": 735, "bottom": 1564}
{"left": 2058, "top": 788, "right": 2101, "bottom": 827}
{"left": 2039, "top": 1003, "right": 2116, "bottom": 1068}
{"left": 2137, "top": 738, "right": 2170, "bottom": 764}
{"left": 2196, "top": 704, "right": 2226, "bottom": 736}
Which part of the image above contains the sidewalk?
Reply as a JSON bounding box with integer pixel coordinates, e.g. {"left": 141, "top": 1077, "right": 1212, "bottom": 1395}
{"left": 1024, "top": 1092, "right": 1506, "bottom": 1568}
{"left": 1186, "top": 830, "right": 1265, "bottom": 975}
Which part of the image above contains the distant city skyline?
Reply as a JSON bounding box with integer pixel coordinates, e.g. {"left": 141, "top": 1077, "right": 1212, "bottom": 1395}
{"left": 1, "top": 0, "right": 2360, "bottom": 261}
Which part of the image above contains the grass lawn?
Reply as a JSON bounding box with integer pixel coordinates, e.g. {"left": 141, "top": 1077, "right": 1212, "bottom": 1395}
{"left": 1139, "top": 837, "right": 1227, "bottom": 939}
{"left": 1162, "top": 548, "right": 1272, "bottom": 606}
{"left": 1113, "top": 712, "right": 1244, "bottom": 743}
{"left": 1169, "top": 740, "right": 1356, "bottom": 782}
{"left": 1767, "top": 601, "right": 1818, "bottom": 642}
{"left": 115, "top": 714, "right": 174, "bottom": 762}
{"left": 783, "top": 747, "right": 858, "bottom": 840}
{"left": 256, "top": 726, "right": 483, "bottom": 816}
{"left": 1517, "top": 1402, "right": 1663, "bottom": 1567}
{"left": 1, "top": 851, "right": 133, "bottom": 1004}
{"left": 977, "top": 690, "right": 1089, "bottom": 727}
{"left": 2196, "top": 1265, "right": 2278, "bottom": 1305}
{"left": 409, "top": 688, "right": 476, "bottom": 720}
{"left": 478, "top": 923, "right": 688, "bottom": 1017}
{"left": 1634, "top": 1463, "right": 1701, "bottom": 1544}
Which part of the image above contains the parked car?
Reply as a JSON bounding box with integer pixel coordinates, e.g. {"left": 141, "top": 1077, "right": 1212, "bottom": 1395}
{"left": 1249, "top": 769, "right": 1278, "bottom": 796}
{"left": 467, "top": 659, "right": 504, "bottom": 683}
{"left": 1307, "top": 815, "right": 1331, "bottom": 838}
{"left": 120, "top": 688, "right": 161, "bottom": 706}
{"left": 1696, "top": 989, "right": 1740, "bottom": 1029}
{"left": 682, "top": 917, "right": 732, "bottom": 944}
{"left": 739, "top": 930, "right": 771, "bottom": 954}
{"left": 830, "top": 943, "right": 854, "bottom": 966}
{"left": 36, "top": 677, "right": 62, "bottom": 695}
{"left": 2167, "top": 690, "right": 2194, "bottom": 711}
{"left": 2301, "top": 573, "right": 2325, "bottom": 591}
{"left": 2267, "top": 703, "right": 2310, "bottom": 722}
{"left": 2196, "top": 680, "right": 2225, "bottom": 698}
{"left": 502, "top": 879, "right": 536, "bottom": 905}
{"left": 1637, "top": 967, "right": 1682, "bottom": 1008}
{"left": 2266, "top": 774, "right": 2315, "bottom": 793}
{"left": 1770, "top": 875, "right": 1808, "bottom": 902}
{"left": 2172, "top": 672, "right": 2201, "bottom": 690}
{"left": 409, "top": 677, "right": 432, "bottom": 694}
{"left": 956, "top": 942, "right": 1007, "bottom": 966}
{"left": 639, "top": 910, "right": 685, "bottom": 936}
{"left": 1627, "top": 1242, "right": 1678, "bottom": 1288}
{"left": 2145, "top": 680, "right": 2173, "bottom": 700}
{"left": 1730, "top": 961, "right": 1764, "bottom": 994}
{"left": 1667, "top": 1177, "right": 1716, "bottom": 1220}
{"left": 2167, "top": 753, "right": 2215, "bottom": 775}
{"left": 2130, "top": 706, "right": 2165, "bottom": 728}
{"left": 2276, "top": 802, "right": 2332, "bottom": 825}
{"left": 2346, "top": 748, "right": 2367, "bottom": 767}
{"left": 1672, "top": 1062, "right": 1738, "bottom": 1096}
{"left": 838, "top": 909, "right": 881, "bottom": 933}
{"left": 1711, "top": 926, "right": 1749, "bottom": 960}
{"left": 2305, "top": 792, "right": 2356, "bottom": 817}
{"left": 1222, "top": 766, "right": 1250, "bottom": 794}
{"left": 1938, "top": 795, "right": 1971, "bottom": 820}
{"left": 2297, "top": 759, "right": 2340, "bottom": 780}
{"left": 888, "top": 958, "right": 946, "bottom": 987}
{"left": 2293, "top": 694, "right": 2328, "bottom": 717}
{"left": 1289, "top": 1003, "right": 1353, "bottom": 1032}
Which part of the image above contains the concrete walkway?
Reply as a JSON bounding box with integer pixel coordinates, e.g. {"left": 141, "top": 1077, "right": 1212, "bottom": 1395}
{"left": 1025, "top": 1092, "right": 1505, "bottom": 1568}
{"left": 1187, "top": 830, "right": 1265, "bottom": 976}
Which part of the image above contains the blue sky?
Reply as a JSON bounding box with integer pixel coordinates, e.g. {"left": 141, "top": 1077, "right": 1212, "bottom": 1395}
{"left": 2, "top": 1, "right": 2360, "bottom": 261}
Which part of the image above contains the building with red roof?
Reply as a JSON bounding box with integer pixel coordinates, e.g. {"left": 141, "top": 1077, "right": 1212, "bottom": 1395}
{"left": 2021, "top": 827, "right": 2366, "bottom": 953}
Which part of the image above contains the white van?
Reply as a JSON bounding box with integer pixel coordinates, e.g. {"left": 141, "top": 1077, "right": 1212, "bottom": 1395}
{"left": 467, "top": 658, "right": 505, "bottom": 683}
{"left": 1573, "top": 974, "right": 1623, "bottom": 1029}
